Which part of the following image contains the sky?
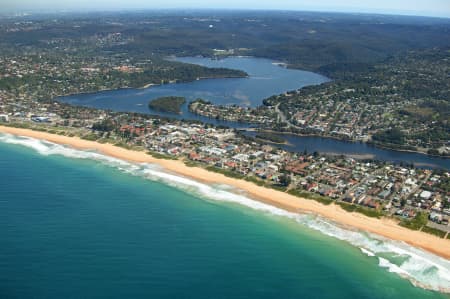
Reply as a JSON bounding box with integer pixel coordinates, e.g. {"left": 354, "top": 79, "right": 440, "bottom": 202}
{"left": 1, "top": 0, "right": 450, "bottom": 18}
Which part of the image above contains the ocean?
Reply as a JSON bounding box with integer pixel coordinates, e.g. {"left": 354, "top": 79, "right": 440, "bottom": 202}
{"left": 0, "top": 134, "right": 449, "bottom": 299}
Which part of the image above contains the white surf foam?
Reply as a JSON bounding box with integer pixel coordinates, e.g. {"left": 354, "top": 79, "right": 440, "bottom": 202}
{"left": 360, "top": 247, "right": 375, "bottom": 257}
{"left": 1, "top": 132, "right": 450, "bottom": 293}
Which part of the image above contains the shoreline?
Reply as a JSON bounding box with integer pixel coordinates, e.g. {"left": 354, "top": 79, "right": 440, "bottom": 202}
{"left": 56, "top": 71, "right": 248, "bottom": 99}
{"left": 246, "top": 129, "right": 450, "bottom": 159}
{"left": 1, "top": 125, "right": 450, "bottom": 261}
{"left": 139, "top": 83, "right": 157, "bottom": 89}
{"left": 367, "top": 141, "right": 450, "bottom": 159}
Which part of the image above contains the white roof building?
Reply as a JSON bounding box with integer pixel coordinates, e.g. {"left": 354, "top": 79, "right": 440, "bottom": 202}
{"left": 420, "top": 190, "right": 432, "bottom": 200}
{"left": 0, "top": 114, "right": 9, "bottom": 122}
{"left": 232, "top": 154, "right": 249, "bottom": 163}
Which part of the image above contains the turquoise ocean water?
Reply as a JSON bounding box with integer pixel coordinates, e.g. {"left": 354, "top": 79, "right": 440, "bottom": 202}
{"left": 0, "top": 134, "right": 449, "bottom": 299}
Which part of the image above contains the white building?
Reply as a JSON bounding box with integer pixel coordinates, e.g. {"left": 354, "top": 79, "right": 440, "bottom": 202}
{"left": 199, "top": 146, "right": 226, "bottom": 156}
{"left": 0, "top": 114, "right": 9, "bottom": 122}
{"left": 232, "top": 154, "right": 249, "bottom": 163}
{"left": 420, "top": 190, "right": 432, "bottom": 200}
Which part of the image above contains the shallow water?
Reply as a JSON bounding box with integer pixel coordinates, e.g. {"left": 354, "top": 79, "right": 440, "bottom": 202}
{"left": 0, "top": 134, "right": 449, "bottom": 298}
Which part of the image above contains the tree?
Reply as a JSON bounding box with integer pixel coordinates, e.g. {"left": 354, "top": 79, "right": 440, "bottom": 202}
{"left": 400, "top": 198, "right": 407, "bottom": 207}
{"left": 279, "top": 173, "right": 291, "bottom": 187}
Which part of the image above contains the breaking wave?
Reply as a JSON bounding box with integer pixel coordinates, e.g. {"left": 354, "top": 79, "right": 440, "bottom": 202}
{"left": 1, "top": 133, "right": 450, "bottom": 293}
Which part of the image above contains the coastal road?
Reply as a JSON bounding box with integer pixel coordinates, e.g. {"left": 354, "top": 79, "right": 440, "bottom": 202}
{"left": 275, "top": 103, "right": 289, "bottom": 126}
{"left": 275, "top": 103, "right": 307, "bottom": 131}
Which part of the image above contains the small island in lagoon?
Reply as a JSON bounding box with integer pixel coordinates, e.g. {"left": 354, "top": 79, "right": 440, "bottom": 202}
{"left": 1, "top": 9, "right": 450, "bottom": 298}
{"left": 148, "top": 96, "right": 187, "bottom": 114}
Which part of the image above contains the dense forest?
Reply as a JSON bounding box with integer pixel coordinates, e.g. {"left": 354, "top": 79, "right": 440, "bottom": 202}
{"left": 1, "top": 11, "right": 449, "bottom": 77}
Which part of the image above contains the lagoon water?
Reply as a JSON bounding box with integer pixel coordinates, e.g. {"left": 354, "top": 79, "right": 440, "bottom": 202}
{"left": 58, "top": 56, "right": 449, "bottom": 169}
{"left": 59, "top": 56, "right": 329, "bottom": 114}
{"left": 243, "top": 131, "right": 450, "bottom": 170}
{"left": 1, "top": 135, "right": 450, "bottom": 299}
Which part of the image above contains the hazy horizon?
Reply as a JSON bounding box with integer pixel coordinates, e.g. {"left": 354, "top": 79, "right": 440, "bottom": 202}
{"left": 1, "top": 0, "right": 449, "bottom": 19}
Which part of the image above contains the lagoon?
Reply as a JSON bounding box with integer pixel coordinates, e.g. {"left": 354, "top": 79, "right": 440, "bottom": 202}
{"left": 59, "top": 56, "right": 328, "bottom": 122}
{"left": 243, "top": 131, "right": 450, "bottom": 170}
{"left": 59, "top": 56, "right": 449, "bottom": 169}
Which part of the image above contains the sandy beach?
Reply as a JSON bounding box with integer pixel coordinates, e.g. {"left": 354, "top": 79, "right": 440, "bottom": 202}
{"left": 140, "top": 83, "right": 157, "bottom": 89}
{"left": 1, "top": 125, "right": 449, "bottom": 260}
